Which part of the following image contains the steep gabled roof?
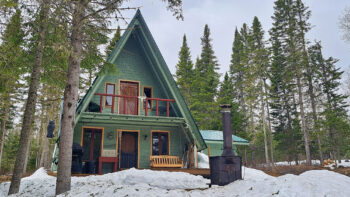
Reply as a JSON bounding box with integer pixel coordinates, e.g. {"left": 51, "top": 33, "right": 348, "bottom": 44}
{"left": 75, "top": 10, "right": 206, "bottom": 150}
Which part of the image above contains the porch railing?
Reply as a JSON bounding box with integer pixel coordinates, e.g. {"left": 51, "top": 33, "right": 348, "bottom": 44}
{"left": 93, "top": 93, "right": 175, "bottom": 117}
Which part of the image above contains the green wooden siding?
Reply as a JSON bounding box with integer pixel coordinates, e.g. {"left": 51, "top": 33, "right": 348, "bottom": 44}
{"left": 89, "top": 34, "right": 179, "bottom": 117}
{"left": 74, "top": 122, "right": 187, "bottom": 168}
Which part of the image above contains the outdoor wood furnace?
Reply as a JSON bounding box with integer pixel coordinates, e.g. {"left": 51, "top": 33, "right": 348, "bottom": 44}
{"left": 209, "top": 104, "right": 242, "bottom": 186}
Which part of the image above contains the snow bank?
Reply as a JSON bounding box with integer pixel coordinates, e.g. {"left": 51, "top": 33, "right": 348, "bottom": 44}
{"left": 0, "top": 168, "right": 56, "bottom": 197}
{"left": 1, "top": 166, "right": 350, "bottom": 197}
{"left": 275, "top": 160, "right": 321, "bottom": 166}
{"left": 197, "top": 152, "right": 209, "bottom": 168}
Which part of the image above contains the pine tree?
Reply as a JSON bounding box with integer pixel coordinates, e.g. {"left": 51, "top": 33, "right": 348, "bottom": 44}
{"left": 191, "top": 24, "right": 220, "bottom": 129}
{"left": 106, "top": 25, "right": 121, "bottom": 57}
{"left": 269, "top": 0, "right": 302, "bottom": 164}
{"left": 269, "top": 0, "right": 312, "bottom": 165}
{"left": 307, "top": 41, "right": 324, "bottom": 163}
{"left": 230, "top": 28, "right": 246, "bottom": 111}
{"left": 250, "top": 16, "right": 270, "bottom": 166}
{"left": 175, "top": 34, "right": 194, "bottom": 106}
{"left": 9, "top": 0, "right": 50, "bottom": 193}
{"left": 319, "top": 53, "right": 349, "bottom": 162}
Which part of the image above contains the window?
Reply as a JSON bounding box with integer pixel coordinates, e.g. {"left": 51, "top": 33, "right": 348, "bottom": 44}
{"left": 105, "top": 83, "right": 115, "bottom": 106}
{"left": 152, "top": 132, "right": 169, "bottom": 155}
{"left": 143, "top": 87, "right": 152, "bottom": 110}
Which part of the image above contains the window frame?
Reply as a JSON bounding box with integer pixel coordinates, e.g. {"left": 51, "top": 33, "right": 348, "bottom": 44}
{"left": 151, "top": 130, "right": 170, "bottom": 156}
{"left": 105, "top": 82, "right": 116, "bottom": 107}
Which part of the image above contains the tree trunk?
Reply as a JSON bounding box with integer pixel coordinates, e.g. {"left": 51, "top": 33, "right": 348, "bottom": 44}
{"left": 249, "top": 104, "right": 256, "bottom": 167}
{"left": 264, "top": 79, "right": 275, "bottom": 166}
{"left": 296, "top": 76, "right": 311, "bottom": 165}
{"left": 0, "top": 115, "right": 7, "bottom": 170}
{"left": 23, "top": 140, "right": 31, "bottom": 174}
{"left": 307, "top": 73, "right": 323, "bottom": 164}
{"left": 56, "top": 1, "right": 86, "bottom": 195}
{"left": 39, "top": 94, "right": 51, "bottom": 169}
{"left": 260, "top": 79, "right": 269, "bottom": 167}
{"left": 8, "top": 1, "right": 49, "bottom": 194}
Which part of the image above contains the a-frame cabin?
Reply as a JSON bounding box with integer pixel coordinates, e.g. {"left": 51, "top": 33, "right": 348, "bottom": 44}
{"left": 52, "top": 10, "right": 206, "bottom": 174}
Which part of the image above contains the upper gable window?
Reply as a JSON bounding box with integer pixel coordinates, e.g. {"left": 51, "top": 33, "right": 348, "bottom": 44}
{"left": 143, "top": 87, "right": 152, "bottom": 110}
{"left": 105, "top": 83, "right": 115, "bottom": 106}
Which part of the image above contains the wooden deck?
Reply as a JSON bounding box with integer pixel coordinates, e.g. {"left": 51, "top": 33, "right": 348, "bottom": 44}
{"left": 149, "top": 168, "right": 210, "bottom": 178}
{"left": 68, "top": 168, "right": 210, "bottom": 178}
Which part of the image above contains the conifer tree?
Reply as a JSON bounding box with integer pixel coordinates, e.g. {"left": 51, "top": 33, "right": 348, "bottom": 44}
{"left": 269, "top": 0, "right": 312, "bottom": 165}
{"left": 230, "top": 28, "right": 246, "bottom": 111}
{"left": 9, "top": 0, "right": 50, "bottom": 193}
{"left": 269, "top": 0, "right": 300, "bottom": 163}
{"left": 191, "top": 24, "right": 220, "bottom": 129}
{"left": 0, "top": 9, "right": 24, "bottom": 172}
{"left": 318, "top": 53, "right": 349, "bottom": 162}
{"left": 307, "top": 41, "right": 324, "bottom": 162}
{"left": 175, "top": 34, "right": 194, "bottom": 106}
{"left": 106, "top": 25, "right": 121, "bottom": 56}
{"left": 250, "top": 16, "right": 270, "bottom": 166}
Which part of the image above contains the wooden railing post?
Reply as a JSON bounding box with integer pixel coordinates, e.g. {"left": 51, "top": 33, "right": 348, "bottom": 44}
{"left": 111, "top": 95, "right": 115, "bottom": 114}
{"left": 156, "top": 100, "right": 159, "bottom": 116}
{"left": 124, "top": 98, "right": 126, "bottom": 114}
{"left": 134, "top": 97, "right": 138, "bottom": 115}
{"left": 100, "top": 95, "right": 103, "bottom": 113}
{"left": 145, "top": 98, "right": 148, "bottom": 116}
{"left": 166, "top": 101, "right": 170, "bottom": 117}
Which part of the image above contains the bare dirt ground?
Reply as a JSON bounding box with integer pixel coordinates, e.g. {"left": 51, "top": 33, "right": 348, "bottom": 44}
{"left": 256, "top": 165, "right": 350, "bottom": 178}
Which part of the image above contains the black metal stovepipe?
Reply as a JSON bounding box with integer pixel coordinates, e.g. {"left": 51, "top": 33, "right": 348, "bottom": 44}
{"left": 220, "top": 104, "right": 235, "bottom": 157}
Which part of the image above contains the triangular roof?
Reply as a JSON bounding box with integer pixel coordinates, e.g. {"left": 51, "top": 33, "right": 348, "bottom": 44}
{"left": 75, "top": 10, "right": 206, "bottom": 150}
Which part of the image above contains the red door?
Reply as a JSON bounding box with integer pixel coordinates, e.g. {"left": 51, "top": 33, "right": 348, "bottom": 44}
{"left": 119, "top": 81, "right": 138, "bottom": 115}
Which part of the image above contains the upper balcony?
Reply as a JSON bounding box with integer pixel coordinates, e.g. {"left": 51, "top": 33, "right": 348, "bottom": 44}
{"left": 84, "top": 93, "right": 177, "bottom": 118}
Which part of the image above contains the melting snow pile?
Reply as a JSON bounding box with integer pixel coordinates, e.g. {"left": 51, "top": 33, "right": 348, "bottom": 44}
{"left": 197, "top": 152, "right": 209, "bottom": 168}
{"left": 1, "top": 166, "right": 350, "bottom": 197}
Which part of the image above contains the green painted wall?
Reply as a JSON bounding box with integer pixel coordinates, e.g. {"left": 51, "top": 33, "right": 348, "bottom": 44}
{"left": 74, "top": 121, "right": 188, "bottom": 169}
{"left": 202, "top": 141, "right": 238, "bottom": 156}
{"left": 89, "top": 35, "right": 179, "bottom": 117}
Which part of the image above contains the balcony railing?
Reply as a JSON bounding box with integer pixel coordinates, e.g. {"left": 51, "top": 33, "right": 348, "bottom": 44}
{"left": 93, "top": 93, "right": 175, "bottom": 117}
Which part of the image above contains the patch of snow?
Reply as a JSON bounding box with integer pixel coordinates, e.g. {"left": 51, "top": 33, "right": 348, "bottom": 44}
{"left": 1, "top": 166, "right": 350, "bottom": 196}
{"left": 197, "top": 152, "right": 209, "bottom": 168}
{"left": 337, "top": 160, "right": 350, "bottom": 168}
{"left": 275, "top": 160, "right": 321, "bottom": 166}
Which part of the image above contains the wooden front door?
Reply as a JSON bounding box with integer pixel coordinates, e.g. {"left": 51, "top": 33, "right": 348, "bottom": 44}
{"left": 119, "top": 131, "right": 138, "bottom": 169}
{"left": 82, "top": 128, "right": 102, "bottom": 173}
{"left": 119, "top": 81, "right": 139, "bottom": 115}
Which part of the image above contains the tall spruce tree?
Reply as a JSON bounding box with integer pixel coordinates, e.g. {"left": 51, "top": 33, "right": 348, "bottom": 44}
{"left": 230, "top": 28, "right": 246, "bottom": 111}
{"left": 0, "top": 8, "right": 24, "bottom": 172}
{"left": 269, "top": 0, "right": 312, "bottom": 165}
{"left": 106, "top": 25, "right": 121, "bottom": 56}
{"left": 191, "top": 24, "right": 220, "bottom": 129}
{"left": 318, "top": 53, "right": 349, "bottom": 162}
{"left": 269, "top": 0, "right": 300, "bottom": 163}
{"left": 8, "top": 0, "right": 50, "bottom": 193}
{"left": 307, "top": 41, "right": 324, "bottom": 162}
{"left": 250, "top": 16, "right": 270, "bottom": 166}
{"left": 175, "top": 34, "right": 194, "bottom": 106}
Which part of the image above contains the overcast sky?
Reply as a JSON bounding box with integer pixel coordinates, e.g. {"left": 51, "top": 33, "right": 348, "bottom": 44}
{"left": 118, "top": 0, "right": 350, "bottom": 78}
